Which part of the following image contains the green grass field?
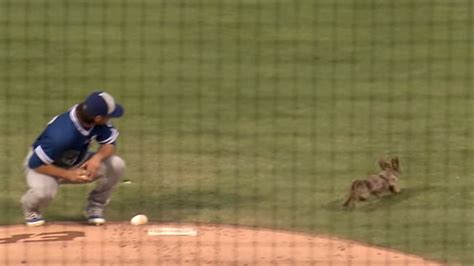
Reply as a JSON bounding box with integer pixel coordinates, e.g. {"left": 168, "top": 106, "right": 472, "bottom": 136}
{"left": 1, "top": 0, "right": 473, "bottom": 264}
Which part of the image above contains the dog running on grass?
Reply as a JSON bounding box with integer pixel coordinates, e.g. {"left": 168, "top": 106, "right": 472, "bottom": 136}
{"left": 343, "top": 157, "right": 401, "bottom": 209}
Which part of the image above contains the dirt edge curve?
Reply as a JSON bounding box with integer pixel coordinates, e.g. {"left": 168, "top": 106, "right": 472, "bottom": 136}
{"left": 0, "top": 222, "right": 445, "bottom": 265}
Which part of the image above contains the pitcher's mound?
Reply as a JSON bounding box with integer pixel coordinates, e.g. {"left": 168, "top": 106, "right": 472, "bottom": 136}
{"left": 0, "top": 222, "right": 442, "bottom": 265}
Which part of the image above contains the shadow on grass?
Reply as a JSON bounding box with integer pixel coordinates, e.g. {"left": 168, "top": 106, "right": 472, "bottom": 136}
{"left": 324, "top": 185, "right": 441, "bottom": 212}
{"left": 1, "top": 186, "right": 261, "bottom": 224}
{"left": 0, "top": 197, "right": 23, "bottom": 225}
{"left": 109, "top": 187, "right": 263, "bottom": 223}
{"left": 0, "top": 197, "right": 85, "bottom": 225}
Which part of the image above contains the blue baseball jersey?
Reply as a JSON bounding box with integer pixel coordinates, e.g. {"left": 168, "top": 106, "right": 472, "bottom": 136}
{"left": 28, "top": 105, "right": 119, "bottom": 169}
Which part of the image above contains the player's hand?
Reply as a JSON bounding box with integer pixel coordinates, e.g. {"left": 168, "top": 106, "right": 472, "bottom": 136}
{"left": 80, "top": 157, "right": 102, "bottom": 180}
{"left": 65, "top": 168, "right": 92, "bottom": 183}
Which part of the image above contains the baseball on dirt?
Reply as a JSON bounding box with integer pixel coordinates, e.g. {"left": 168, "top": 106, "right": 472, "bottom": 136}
{"left": 130, "top": 214, "right": 148, "bottom": 225}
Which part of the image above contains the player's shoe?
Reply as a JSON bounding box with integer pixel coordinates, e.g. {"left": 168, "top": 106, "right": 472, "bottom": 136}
{"left": 86, "top": 208, "right": 106, "bottom": 226}
{"left": 25, "top": 212, "right": 45, "bottom": 227}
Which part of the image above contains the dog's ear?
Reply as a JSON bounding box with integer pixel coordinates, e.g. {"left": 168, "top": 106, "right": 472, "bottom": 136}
{"left": 391, "top": 157, "right": 400, "bottom": 171}
{"left": 378, "top": 159, "right": 389, "bottom": 170}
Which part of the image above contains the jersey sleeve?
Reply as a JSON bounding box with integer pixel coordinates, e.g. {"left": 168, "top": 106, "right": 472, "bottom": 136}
{"left": 28, "top": 134, "right": 69, "bottom": 169}
{"left": 95, "top": 123, "right": 119, "bottom": 145}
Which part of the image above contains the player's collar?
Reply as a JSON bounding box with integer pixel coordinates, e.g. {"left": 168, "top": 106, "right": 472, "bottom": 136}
{"left": 69, "top": 105, "right": 94, "bottom": 136}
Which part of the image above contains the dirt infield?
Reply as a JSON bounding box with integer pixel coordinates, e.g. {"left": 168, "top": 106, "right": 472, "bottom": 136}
{"left": 0, "top": 222, "right": 443, "bottom": 265}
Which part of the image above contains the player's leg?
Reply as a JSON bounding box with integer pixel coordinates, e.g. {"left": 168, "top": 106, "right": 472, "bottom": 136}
{"left": 21, "top": 169, "right": 59, "bottom": 226}
{"left": 85, "top": 155, "right": 125, "bottom": 225}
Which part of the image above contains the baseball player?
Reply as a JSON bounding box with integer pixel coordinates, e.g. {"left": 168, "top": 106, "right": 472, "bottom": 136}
{"left": 21, "top": 91, "right": 126, "bottom": 226}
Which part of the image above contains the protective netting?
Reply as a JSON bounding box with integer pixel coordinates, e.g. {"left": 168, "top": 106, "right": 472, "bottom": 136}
{"left": 1, "top": 0, "right": 472, "bottom": 265}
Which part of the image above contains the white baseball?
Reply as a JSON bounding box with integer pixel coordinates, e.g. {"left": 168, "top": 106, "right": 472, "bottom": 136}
{"left": 130, "top": 214, "right": 148, "bottom": 225}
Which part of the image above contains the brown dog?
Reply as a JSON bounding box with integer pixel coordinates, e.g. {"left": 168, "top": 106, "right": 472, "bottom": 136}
{"left": 343, "top": 157, "right": 401, "bottom": 208}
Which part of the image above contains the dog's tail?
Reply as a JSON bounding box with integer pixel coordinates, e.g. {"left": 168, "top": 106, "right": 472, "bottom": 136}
{"left": 343, "top": 180, "right": 364, "bottom": 207}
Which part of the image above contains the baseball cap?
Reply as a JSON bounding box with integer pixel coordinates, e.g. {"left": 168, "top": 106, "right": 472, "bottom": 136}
{"left": 83, "top": 91, "right": 124, "bottom": 118}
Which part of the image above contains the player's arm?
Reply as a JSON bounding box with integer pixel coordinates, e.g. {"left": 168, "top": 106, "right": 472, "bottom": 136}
{"left": 80, "top": 144, "right": 115, "bottom": 178}
{"left": 81, "top": 124, "right": 119, "bottom": 177}
{"left": 33, "top": 164, "right": 90, "bottom": 183}
{"left": 92, "top": 143, "right": 116, "bottom": 161}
